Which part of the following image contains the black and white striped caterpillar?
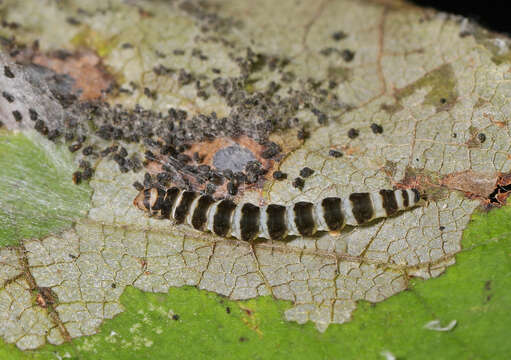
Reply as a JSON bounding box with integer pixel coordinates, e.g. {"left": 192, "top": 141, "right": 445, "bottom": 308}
{"left": 134, "top": 186, "right": 424, "bottom": 241}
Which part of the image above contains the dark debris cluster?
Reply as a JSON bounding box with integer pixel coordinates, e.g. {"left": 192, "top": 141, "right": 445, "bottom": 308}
{"left": 178, "top": 0, "right": 242, "bottom": 34}
{"left": 1, "top": 35, "right": 388, "bottom": 201}
{"left": 145, "top": 45, "right": 352, "bottom": 142}
{"left": 139, "top": 154, "right": 269, "bottom": 198}
{"left": 0, "top": 10, "right": 372, "bottom": 200}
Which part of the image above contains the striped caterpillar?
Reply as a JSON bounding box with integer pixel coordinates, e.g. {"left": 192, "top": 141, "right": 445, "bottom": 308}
{"left": 134, "top": 186, "right": 424, "bottom": 241}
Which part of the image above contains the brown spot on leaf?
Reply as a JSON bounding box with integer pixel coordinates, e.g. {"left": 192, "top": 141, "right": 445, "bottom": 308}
{"left": 396, "top": 173, "right": 426, "bottom": 191}
{"left": 35, "top": 293, "right": 46, "bottom": 308}
{"left": 239, "top": 304, "right": 263, "bottom": 336}
{"left": 380, "top": 102, "right": 403, "bottom": 114}
{"left": 35, "top": 287, "right": 58, "bottom": 309}
{"left": 33, "top": 50, "right": 114, "bottom": 100}
{"left": 138, "top": 7, "right": 154, "bottom": 18}
{"left": 483, "top": 113, "right": 507, "bottom": 128}
{"left": 187, "top": 136, "right": 272, "bottom": 169}
{"left": 402, "top": 168, "right": 511, "bottom": 207}
{"left": 440, "top": 170, "right": 497, "bottom": 200}
{"left": 465, "top": 126, "right": 486, "bottom": 148}
{"left": 138, "top": 258, "right": 148, "bottom": 271}
{"left": 341, "top": 144, "right": 359, "bottom": 156}
{"left": 382, "top": 160, "right": 397, "bottom": 179}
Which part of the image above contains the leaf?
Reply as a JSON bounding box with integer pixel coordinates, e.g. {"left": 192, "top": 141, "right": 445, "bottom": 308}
{"left": 1, "top": 200, "right": 510, "bottom": 359}
{"left": 0, "top": 0, "right": 511, "bottom": 357}
{"left": 0, "top": 132, "right": 91, "bottom": 246}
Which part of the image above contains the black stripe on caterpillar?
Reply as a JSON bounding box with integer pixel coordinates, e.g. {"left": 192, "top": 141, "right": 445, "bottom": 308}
{"left": 133, "top": 187, "right": 424, "bottom": 241}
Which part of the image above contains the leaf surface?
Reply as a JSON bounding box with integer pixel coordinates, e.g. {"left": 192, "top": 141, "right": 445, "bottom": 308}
{"left": 0, "top": 0, "right": 510, "bottom": 357}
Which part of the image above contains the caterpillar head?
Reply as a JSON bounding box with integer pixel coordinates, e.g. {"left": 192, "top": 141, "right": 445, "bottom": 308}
{"left": 411, "top": 188, "right": 428, "bottom": 207}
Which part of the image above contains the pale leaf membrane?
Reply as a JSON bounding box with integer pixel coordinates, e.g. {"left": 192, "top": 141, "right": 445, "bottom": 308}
{"left": 0, "top": 0, "right": 510, "bottom": 350}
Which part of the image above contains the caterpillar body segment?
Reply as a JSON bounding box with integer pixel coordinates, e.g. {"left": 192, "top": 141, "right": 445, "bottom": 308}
{"left": 134, "top": 187, "right": 422, "bottom": 241}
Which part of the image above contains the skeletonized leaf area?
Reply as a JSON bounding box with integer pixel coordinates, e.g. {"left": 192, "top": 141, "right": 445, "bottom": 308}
{"left": 1, "top": 0, "right": 511, "bottom": 351}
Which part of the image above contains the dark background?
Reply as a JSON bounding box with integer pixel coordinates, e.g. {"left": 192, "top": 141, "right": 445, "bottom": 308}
{"left": 412, "top": 1, "right": 510, "bottom": 34}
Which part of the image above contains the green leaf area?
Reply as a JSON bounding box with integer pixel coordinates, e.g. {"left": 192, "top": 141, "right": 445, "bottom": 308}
{"left": 0, "top": 131, "right": 509, "bottom": 360}
{"left": 0, "top": 131, "right": 91, "bottom": 246}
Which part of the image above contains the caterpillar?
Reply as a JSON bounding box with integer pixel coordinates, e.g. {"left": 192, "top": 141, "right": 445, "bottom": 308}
{"left": 134, "top": 186, "right": 424, "bottom": 241}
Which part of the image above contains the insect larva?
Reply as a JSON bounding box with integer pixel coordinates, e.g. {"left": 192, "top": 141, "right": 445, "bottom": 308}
{"left": 133, "top": 187, "right": 424, "bottom": 241}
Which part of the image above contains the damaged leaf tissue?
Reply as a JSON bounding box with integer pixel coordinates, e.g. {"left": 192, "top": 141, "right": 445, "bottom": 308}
{"left": 0, "top": 0, "right": 509, "bottom": 359}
